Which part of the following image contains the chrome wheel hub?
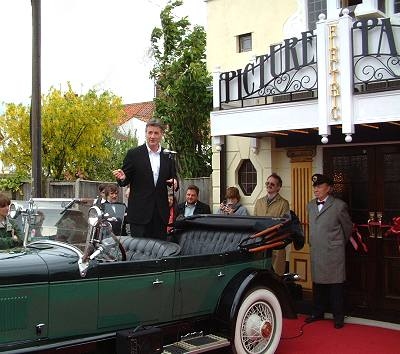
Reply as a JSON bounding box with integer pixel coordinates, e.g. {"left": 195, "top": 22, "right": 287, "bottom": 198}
{"left": 241, "top": 301, "right": 274, "bottom": 353}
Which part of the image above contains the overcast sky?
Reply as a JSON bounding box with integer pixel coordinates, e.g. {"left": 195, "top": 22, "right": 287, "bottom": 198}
{"left": 0, "top": 0, "right": 206, "bottom": 112}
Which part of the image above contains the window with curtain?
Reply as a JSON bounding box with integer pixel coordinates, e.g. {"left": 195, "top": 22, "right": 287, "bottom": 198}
{"left": 238, "top": 33, "right": 252, "bottom": 53}
{"left": 307, "top": 0, "right": 327, "bottom": 30}
{"left": 395, "top": 0, "right": 400, "bottom": 13}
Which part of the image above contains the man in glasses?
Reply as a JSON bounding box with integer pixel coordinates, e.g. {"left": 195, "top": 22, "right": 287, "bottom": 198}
{"left": 254, "top": 173, "right": 290, "bottom": 275}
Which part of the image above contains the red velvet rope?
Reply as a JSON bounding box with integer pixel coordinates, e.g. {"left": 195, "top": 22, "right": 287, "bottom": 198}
{"left": 350, "top": 224, "right": 368, "bottom": 253}
{"left": 301, "top": 220, "right": 400, "bottom": 254}
{"left": 384, "top": 217, "right": 400, "bottom": 254}
{"left": 385, "top": 217, "right": 400, "bottom": 236}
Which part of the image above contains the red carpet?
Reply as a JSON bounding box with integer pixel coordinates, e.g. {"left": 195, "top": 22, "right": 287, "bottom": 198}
{"left": 276, "top": 315, "right": 400, "bottom": 354}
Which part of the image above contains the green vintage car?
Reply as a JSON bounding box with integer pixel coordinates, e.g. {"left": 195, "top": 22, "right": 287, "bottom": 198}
{"left": 0, "top": 198, "right": 303, "bottom": 354}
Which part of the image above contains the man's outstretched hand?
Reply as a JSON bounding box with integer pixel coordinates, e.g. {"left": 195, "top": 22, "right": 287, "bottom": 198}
{"left": 166, "top": 178, "right": 178, "bottom": 191}
{"left": 113, "top": 169, "right": 126, "bottom": 181}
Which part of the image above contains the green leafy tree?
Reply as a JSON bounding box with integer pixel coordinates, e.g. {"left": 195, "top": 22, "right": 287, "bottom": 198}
{"left": 0, "top": 84, "right": 127, "bottom": 180}
{"left": 150, "top": 0, "right": 212, "bottom": 178}
{"left": 88, "top": 128, "right": 138, "bottom": 181}
{"left": 0, "top": 172, "right": 29, "bottom": 195}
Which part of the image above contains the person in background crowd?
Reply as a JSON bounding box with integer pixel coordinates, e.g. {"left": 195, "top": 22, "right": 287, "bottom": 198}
{"left": 0, "top": 193, "right": 23, "bottom": 249}
{"left": 167, "top": 192, "right": 178, "bottom": 237}
{"left": 112, "top": 118, "right": 178, "bottom": 239}
{"left": 177, "top": 184, "right": 211, "bottom": 218}
{"left": 305, "top": 173, "right": 352, "bottom": 329}
{"left": 93, "top": 183, "right": 107, "bottom": 207}
{"left": 218, "top": 186, "right": 249, "bottom": 216}
{"left": 103, "top": 184, "right": 127, "bottom": 236}
{"left": 254, "top": 173, "right": 290, "bottom": 275}
{"left": 105, "top": 184, "right": 120, "bottom": 204}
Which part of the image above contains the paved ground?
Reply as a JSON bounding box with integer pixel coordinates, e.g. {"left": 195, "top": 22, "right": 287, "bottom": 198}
{"left": 209, "top": 349, "right": 231, "bottom": 354}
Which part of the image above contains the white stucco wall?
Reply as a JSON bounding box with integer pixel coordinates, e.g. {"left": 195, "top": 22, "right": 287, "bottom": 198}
{"left": 206, "top": 0, "right": 299, "bottom": 73}
{"left": 212, "top": 136, "right": 294, "bottom": 214}
{"left": 118, "top": 118, "right": 146, "bottom": 144}
{"left": 208, "top": 0, "right": 301, "bottom": 212}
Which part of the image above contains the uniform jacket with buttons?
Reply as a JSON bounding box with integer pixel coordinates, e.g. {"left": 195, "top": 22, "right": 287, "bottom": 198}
{"left": 307, "top": 196, "right": 352, "bottom": 284}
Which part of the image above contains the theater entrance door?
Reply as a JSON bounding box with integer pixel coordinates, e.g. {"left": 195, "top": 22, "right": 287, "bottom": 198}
{"left": 323, "top": 144, "right": 400, "bottom": 323}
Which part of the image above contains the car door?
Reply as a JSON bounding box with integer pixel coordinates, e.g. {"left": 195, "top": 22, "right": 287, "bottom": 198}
{"left": 172, "top": 253, "right": 230, "bottom": 318}
{"left": 97, "top": 258, "right": 176, "bottom": 329}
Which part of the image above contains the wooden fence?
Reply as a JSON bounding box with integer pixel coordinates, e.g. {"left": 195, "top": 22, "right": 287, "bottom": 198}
{"left": 6, "top": 177, "right": 212, "bottom": 206}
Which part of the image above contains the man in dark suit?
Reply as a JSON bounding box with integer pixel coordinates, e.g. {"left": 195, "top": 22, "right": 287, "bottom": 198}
{"left": 112, "top": 118, "right": 178, "bottom": 239}
{"left": 177, "top": 184, "right": 211, "bottom": 218}
{"left": 305, "top": 173, "right": 352, "bottom": 329}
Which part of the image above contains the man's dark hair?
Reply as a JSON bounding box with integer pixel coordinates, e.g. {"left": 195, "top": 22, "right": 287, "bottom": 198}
{"left": 267, "top": 173, "right": 283, "bottom": 187}
{"left": 186, "top": 184, "right": 199, "bottom": 196}
{"left": 146, "top": 118, "right": 165, "bottom": 132}
{"left": 105, "top": 184, "right": 119, "bottom": 197}
{"left": 0, "top": 193, "right": 11, "bottom": 208}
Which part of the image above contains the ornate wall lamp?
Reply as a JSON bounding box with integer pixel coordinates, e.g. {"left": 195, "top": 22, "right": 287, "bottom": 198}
{"left": 250, "top": 137, "right": 259, "bottom": 154}
{"left": 212, "top": 136, "right": 224, "bottom": 151}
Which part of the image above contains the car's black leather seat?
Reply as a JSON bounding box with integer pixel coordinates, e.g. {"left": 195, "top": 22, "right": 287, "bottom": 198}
{"left": 173, "top": 214, "right": 281, "bottom": 256}
{"left": 177, "top": 229, "right": 252, "bottom": 255}
{"left": 119, "top": 236, "right": 181, "bottom": 261}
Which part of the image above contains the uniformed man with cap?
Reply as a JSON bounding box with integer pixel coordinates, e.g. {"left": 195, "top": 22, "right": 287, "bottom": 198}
{"left": 305, "top": 173, "right": 353, "bottom": 329}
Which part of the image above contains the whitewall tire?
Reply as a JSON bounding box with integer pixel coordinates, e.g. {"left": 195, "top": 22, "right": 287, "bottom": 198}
{"left": 232, "top": 287, "right": 282, "bottom": 354}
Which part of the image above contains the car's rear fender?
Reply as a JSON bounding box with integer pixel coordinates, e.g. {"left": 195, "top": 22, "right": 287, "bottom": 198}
{"left": 214, "top": 268, "right": 297, "bottom": 328}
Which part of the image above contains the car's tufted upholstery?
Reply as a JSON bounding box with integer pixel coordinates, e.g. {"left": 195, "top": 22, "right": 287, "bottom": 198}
{"left": 172, "top": 214, "right": 298, "bottom": 256}
{"left": 172, "top": 215, "right": 274, "bottom": 256}
{"left": 176, "top": 229, "right": 253, "bottom": 256}
{"left": 117, "top": 214, "right": 298, "bottom": 259}
{"left": 119, "top": 236, "right": 181, "bottom": 261}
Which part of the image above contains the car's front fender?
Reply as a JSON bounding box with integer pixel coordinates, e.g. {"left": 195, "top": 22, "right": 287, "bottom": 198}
{"left": 0, "top": 249, "right": 49, "bottom": 285}
{"left": 214, "top": 268, "right": 297, "bottom": 328}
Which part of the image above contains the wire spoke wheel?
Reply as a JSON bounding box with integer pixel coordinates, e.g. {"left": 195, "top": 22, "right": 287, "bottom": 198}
{"left": 233, "top": 288, "right": 282, "bottom": 354}
{"left": 241, "top": 301, "right": 273, "bottom": 352}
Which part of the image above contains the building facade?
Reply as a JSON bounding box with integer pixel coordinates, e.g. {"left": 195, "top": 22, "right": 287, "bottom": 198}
{"left": 206, "top": 0, "right": 400, "bottom": 323}
{"left": 119, "top": 102, "right": 155, "bottom": 145}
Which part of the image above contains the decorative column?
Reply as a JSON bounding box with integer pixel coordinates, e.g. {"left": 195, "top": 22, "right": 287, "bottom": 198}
{"left": 287, "top": 147, "right": 316, "bottom": 290}
{"left": 212, "top": 66, "right": 221, "bottom": 110}
{"left": 316, "top": 13, "right": 331, "bottom": 144}
{"left": 338, "top": 8, "right": 355, "bottom": 142}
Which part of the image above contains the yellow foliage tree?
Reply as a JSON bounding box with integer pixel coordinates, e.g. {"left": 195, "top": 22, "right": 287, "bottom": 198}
{"left": 0, "top": 84, "right": 124, "bottom": 180}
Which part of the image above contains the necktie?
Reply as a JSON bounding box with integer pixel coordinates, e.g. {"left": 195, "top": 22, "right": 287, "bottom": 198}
{"left": 316, "top": 200, "right": 325, "bottom": 205}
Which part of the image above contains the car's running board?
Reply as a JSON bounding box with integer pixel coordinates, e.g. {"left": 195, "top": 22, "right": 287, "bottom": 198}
{"left": 162, "top": 334, "right": 230, "bottom": 353}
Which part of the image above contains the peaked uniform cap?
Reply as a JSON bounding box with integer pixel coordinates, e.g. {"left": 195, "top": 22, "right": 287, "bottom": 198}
{"left": 312, "top": 173, "right": 333, "bottom": 186}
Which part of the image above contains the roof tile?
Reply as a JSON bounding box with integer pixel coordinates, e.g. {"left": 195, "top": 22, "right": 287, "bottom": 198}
{"left": 120, "top": 101, "right": 155, "bottom": 125}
